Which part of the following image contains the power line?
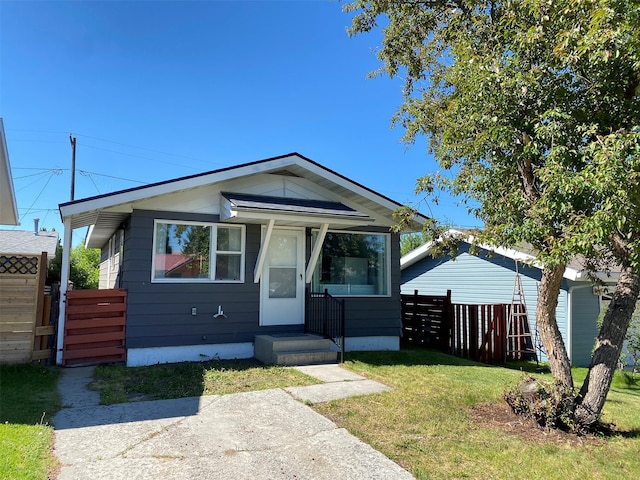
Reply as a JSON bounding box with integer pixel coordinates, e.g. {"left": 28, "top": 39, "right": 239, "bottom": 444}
{"left": 77, "top": 170, "right": 146, "bottom": 184}
{"left": 8, "top": 127, "right": 226, "bottom": 168}
{"left": 14, "top": 167, "right": 145, "bottom": 185}
{"left": 79, "top": 143, "right": 204, "bottom": 171}
{"left": 14, "top": 170, "right": 62, "bottom": 193}
{"left": 18, "top": 171, "right": 57, "bottom": 225}
{"left": 73, "top": 132, "right": 225, "bottom": 167}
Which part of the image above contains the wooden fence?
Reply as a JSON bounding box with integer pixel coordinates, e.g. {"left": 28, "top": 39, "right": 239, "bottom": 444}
{"left": 401, "top": 290, "right": 452, "bottom": 350}
{"left": 0, "top": 252, "right": 55, "bottom": 364}
{"left": 63, "top": 289, "right": 127, "bottom": 366}
{"left": 450, "top": 303, "right": 508, "bottom": 364}
{"left": 401, "top": 291, "right": 511, "bottom": 364}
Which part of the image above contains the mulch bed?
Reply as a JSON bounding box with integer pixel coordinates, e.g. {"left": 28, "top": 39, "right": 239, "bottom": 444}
{"left": 469, "top": 402, "right": 606, "bottom": 447}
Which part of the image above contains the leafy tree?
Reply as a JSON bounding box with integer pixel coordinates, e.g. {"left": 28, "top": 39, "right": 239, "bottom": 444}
{"left": 400, "top": 232, "right": 430, "bottom": 256}
{"left": 346, "top": 0, "right": 640, "bottom": 430}
{"left": 49, "top": 243, "right": 100, "bottom": 290}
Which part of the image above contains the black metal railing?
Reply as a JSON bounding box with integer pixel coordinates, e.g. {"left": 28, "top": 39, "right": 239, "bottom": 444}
{"left": 305, "top": 288, "right": 345, "bottom": 363}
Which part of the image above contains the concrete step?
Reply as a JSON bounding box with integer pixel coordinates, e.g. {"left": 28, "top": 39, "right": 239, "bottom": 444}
{"left": 271, "top": 336, "right": 332, "bottom": 352}
{"left": 254, "top": 334, "right": 338, "bottom": 366}
{"left": 273, "top": 349, "right": 338, "bottom": 366}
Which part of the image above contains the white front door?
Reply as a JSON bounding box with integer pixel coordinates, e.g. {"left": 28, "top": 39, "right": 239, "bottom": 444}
{"left": 260, "top": 228, "right": 305, "bottom": 326}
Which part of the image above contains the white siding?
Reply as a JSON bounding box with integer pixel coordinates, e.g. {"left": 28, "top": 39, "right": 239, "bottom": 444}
{"left": 99, "top": 231, "right": 123, "bottom": 289}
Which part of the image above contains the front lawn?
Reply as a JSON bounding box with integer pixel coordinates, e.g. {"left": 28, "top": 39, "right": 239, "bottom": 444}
{"left": 313, "top": 348, "right": 640, "bottom": 480}
{"left": 0, "top": 364, "right": 60, "bottom": 480}
{"left": 91, "top": 358, "right": 321, "bottom": 404}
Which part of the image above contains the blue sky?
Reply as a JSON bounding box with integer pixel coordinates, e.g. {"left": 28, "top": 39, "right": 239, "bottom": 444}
{"left": 1, "top": 0, "right": 479, "bottom": 242}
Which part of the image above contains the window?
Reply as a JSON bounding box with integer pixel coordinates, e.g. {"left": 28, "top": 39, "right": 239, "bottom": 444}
{"left": 312, "top": 231, "right": 389, "bottom": 296}
{"left": 153, "top": 221, "right": 244, "bottom": 282}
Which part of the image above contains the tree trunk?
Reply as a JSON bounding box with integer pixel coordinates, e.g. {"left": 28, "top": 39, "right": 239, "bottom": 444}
{"left": 536, "top": 263, "right": 573, "bottom": 388}
{"left": 575, "top": 265, "right": 640, "bottom": 429}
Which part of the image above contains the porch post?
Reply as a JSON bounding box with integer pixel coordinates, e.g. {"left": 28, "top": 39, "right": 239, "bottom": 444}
{"left": 305, "top": 223, "right": 328, "bottom": 283}
{"left": 254, "top": 219, "right": 275, "bottom": 283}
{"left": 55, "top": 217, "right": 72, "bottom": 365}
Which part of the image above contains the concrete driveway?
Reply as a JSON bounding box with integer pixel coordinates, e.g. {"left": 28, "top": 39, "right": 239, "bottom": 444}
{"left": 53, "top": 365, "right": 414, "bottom": 480}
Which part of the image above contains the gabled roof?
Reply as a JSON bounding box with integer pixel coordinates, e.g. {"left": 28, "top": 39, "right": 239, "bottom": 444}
{"left": 0, "top": 230, "right": 59, "bottom": 258}
{"left": 60, "top": 152, "right": 429, "bottom": 247}
{"left": 400, "top": 229, "right": 618, "bottom": 283}
{"left": 0, "top": 119, "right": 19, "bottom": 226}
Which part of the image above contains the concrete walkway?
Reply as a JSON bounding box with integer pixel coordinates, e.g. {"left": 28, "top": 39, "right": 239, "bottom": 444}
{"left": 53, "top": 364, "right": 412, "bottom": 480}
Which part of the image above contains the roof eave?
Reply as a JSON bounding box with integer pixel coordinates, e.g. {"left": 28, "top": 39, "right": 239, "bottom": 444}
{"left": 0, "top": 119, "right": 19, "bottom": 226}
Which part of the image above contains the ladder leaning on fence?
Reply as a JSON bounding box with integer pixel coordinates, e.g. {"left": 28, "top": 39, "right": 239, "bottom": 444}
{"left": 507, "top": 265, "right": 538, "bottom": 362}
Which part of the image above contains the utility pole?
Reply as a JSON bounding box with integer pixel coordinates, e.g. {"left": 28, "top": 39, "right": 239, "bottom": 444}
{"left": 69, "top": 134, "right": 76, "bottom": 201}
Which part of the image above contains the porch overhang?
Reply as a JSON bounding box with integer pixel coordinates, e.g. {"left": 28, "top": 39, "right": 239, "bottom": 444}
{"left": 220, "top": 192, "right": 374, "bottom": 229}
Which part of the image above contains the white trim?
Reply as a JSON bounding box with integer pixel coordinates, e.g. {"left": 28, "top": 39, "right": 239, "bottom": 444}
{"left": 56, "top": 218, "right": 73, "bottom": 365}
{"left": 345, "top": 336, "right": 400, "bottom": 352}
{"left": 305, "top": 223, "right": 328, "bottom": 283}
{"left": 400, "top": 228, "right": 618, "bottom": 282}
{"left": 127, "top": 343, "right": 254, "bottom": 366}
{"left": 151, "top": 219, "right": 245, "bottom": 283}
{"left": 107, "top": 236, "right": 114, "bottom": 287}
{"left": 0, "top": 118, "right": 19, "bottom": 226}
{"left": 296, "top": 160, "right": 406, "bottom": 218}
{"left": 60, "top": 155, "right": 303, "bottom": 218}
{"left": 254, "top": 219, "right": 275, "bottom": 283}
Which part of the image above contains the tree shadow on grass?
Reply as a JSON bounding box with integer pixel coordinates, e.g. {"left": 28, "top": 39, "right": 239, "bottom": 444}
{"left": 346, "top": 346, "right": 504, "bottom": 368}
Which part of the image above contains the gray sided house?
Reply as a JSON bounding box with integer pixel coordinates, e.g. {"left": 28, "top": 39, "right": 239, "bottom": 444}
{"left": 400, "top": 232, "right": 616, "bottom": 367}
{"left": 58, "top": 153, "right": 426, "bottom": 366}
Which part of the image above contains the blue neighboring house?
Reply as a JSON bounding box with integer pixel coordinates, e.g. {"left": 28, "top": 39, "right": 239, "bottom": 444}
{"left": 400, "top": 230, "right": 617, "bottom": 367}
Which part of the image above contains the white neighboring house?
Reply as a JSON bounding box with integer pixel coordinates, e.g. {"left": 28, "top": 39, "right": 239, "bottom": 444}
{"left": 0, "top": 118, "right": 19, "bottom": 226}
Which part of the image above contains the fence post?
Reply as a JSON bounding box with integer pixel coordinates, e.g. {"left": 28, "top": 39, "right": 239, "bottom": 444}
{"left": 469, "top": 305, "right": 478, "bottom": 361}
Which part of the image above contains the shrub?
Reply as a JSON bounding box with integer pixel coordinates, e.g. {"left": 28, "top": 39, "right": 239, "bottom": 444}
{"left": 503, "top": 376, "right": 577, "bottom": 432}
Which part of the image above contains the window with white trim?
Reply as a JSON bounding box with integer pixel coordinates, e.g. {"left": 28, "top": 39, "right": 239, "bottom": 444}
{"left": 311, "top": 230, "right": 390, "bottom": 296}
{"left": 152, "top": 220, "right": 245, "bottom": 282}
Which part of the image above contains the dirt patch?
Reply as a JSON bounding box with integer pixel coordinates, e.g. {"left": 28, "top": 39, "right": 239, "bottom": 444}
{"left": 469, "top": 402, "right": 605, "bottom": 447}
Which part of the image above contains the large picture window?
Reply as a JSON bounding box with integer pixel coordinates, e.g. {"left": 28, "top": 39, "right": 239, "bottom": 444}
{"left": 312, "top": 231, "right": 389, "bottom": 296}
{"left": 153, "top": 221, "right": 244, "bottom": 282}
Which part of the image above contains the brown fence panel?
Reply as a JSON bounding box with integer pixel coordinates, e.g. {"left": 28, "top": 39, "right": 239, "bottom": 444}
{"left": 63, "top": 289, "right": 127, "bottom": 366}
{"left": 401, "top": 290, "right": 452, "bottom": 351}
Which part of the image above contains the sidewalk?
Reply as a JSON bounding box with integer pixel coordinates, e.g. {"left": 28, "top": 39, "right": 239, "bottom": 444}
{"left": 53, "top": 363, "right": 412, "bottom": 480}
{"left": 55, "top": 363, "right": 392, "bottom": 408}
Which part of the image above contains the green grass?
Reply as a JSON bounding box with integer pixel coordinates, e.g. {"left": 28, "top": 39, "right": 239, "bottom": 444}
{"left": 92, "top": 358, "right": 322, "bottom": 404}
{"left": 0, "top": 364, "right": 61, "bottom": 480}
{"left": 313, "top": 348, "right": 640, "bottom": 480}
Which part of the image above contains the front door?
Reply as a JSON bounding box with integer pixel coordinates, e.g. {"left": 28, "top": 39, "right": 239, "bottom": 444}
{"left": 260, "top": 228, "right": 305, "bottom": 326}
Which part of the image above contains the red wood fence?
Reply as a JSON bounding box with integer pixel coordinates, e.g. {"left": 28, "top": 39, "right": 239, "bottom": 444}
{"left": 451, "top": 303, "right": 508, "bottom": 364}
{"left": 63, "top": 289, "right": 127, "bottom": 366}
